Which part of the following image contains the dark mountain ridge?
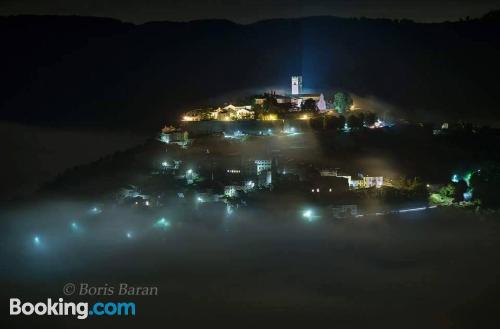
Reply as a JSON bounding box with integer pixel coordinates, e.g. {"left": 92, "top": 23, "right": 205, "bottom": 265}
{"left": 1, "top": 12, "right": 500, "bottom": 130}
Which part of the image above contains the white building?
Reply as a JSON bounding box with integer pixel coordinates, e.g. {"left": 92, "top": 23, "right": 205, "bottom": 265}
{"left": 182, "top": 104, "right": 253, "bottom": 122}
{"left": 363, "top": 176, "right": 384, "bottom": 188}
{"left": 255, "top": 160, "right": 272, "bottom": 175}
{"left": 335, "top": 174, "right": 384, "bottom": 189}
{"left": 320, "top": 169, "right": 338, "bottom": 177}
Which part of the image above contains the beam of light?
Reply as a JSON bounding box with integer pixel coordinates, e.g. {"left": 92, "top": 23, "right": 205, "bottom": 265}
{"left": 33, "top": 235, "right": 41, "bottom": 245}
{"left": 398, "top": 207, "right": 427, "bottom": 213}
{"left": 161, "top": 161, "right": 169, "bottom": 167}
{"left": 126, "top": 232, "right": 133, "bottom": 239}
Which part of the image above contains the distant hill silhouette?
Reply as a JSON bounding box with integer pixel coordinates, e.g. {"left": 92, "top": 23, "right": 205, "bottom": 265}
{"left": 1, "top": 13, "right": 500, "bottom": 130}
{"left": 481, "top": 9, "right": 500, "bottom": 22}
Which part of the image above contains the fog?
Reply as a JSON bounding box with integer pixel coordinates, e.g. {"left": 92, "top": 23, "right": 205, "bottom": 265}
{"left": 2, "top": 198, "right": 500, "bottom": 328}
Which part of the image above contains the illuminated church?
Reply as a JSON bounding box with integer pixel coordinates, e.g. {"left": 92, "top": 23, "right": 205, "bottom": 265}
{"left": 254, "top": 76, "right": 326, "bottom": 111}
{"left": 290, "top": 75, "right": 326, "bottom": 111}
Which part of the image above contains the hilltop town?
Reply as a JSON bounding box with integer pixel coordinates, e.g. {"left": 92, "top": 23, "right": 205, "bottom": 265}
{"left": 181, "top": 76, "right": 369, "bottom": 124}
{"left": 42, "top": 78, "right": 500, "bottom": 220}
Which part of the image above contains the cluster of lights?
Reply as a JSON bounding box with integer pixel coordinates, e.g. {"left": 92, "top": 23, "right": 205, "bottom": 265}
{"left": 182, "top": 116, "right": 197, "bottom": 122}
{"left": 311, "top": 188, "right": 333, "bottom": 193}
{"left": 366, "top": 119, "right": 386, "bottom": 129}
{"left": 283, "top": 127, "right": 299, "bottom": 135}
{"left": 32, "top": 207, "right": 180, "bottom": 249}
{"left": 261, "top": 114, "right": 278, "bottom": 121}
{"left": 450, "top": 169, "right": 480, "bottom": 201}
{"left": 223, "top": 130, "right": 246, "bottom": 139}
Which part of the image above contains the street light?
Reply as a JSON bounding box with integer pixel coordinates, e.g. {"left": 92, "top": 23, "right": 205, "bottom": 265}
{"left": 302, "top": 209, "right": 316, "bottom": 222}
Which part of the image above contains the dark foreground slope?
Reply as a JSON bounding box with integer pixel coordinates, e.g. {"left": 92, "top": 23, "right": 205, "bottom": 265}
{"left": 1, "top": 13, "right": 500, "bottom": 130}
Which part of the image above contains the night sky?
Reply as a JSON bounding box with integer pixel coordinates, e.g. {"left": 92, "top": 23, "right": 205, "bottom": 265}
{"left": 1, "top": 0, "right": 499, "bottom": 23}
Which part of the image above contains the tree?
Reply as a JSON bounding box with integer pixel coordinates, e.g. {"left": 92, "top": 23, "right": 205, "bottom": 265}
{"left": 263, "top": 96, "right": 279, "bottom": 113}
{"left": 470, "top": 164, "right": 500, "bottom": 208}
{"left": 325, "top": 115, "right": 346, "bottom": 130}
{"left": 429, "top": 184, "right": 455, "bottom": 206}
{"left": 333, "top": 92, "right": 353, "bottom": 114}
{"left": 301, "top": 98, "right": 318, "bottom": 112}
{"left": 453, "top": 180, "right": 468, "bottom": 203}
{"left": 347, "top": 113, "right": 364, "bottom": 129}
{"left": 364, "top": 112, "right": 377, "bottom": 126}
{"left": 252, "top": 103, "right": 263, "bottom": 118}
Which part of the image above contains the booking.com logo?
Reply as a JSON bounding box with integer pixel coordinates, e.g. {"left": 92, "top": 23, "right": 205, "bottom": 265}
{"left": 10, "top": 298, "right": 136, "bottom": 319}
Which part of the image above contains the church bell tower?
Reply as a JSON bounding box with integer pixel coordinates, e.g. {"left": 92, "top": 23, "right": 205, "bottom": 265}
{"left": 291, "top": 76, "right": 302, "bottom": 95}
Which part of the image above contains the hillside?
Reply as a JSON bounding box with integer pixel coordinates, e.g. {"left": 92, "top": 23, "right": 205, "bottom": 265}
{"left": 1, "top": 13, "right": 500, "bottom": 130}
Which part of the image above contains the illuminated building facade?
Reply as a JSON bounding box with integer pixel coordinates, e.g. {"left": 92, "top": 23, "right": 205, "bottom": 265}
{"left": 255, "top": 160, "right": 272, "bottom": 175}
{"left": 159, "top": 126, "right": 189, "bottom": 145}
{"left": 291, "top": 76, "right": 302, "bottom": 95}
{"left": 182, "top": 104, "right": 253, "bottom": 122}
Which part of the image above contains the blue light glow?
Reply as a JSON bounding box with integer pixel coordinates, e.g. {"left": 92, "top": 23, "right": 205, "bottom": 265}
{"left": 90, "top": 206, "right": 102, "bottom": 214}
{"left": 302, "top": 209, "right": 318, "bottom": 222}
{"left": 70, "top": 222, "right": 79, "bottom": 231}
{"left": 154, "top": 217, "right": 171, "bottom": 230}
